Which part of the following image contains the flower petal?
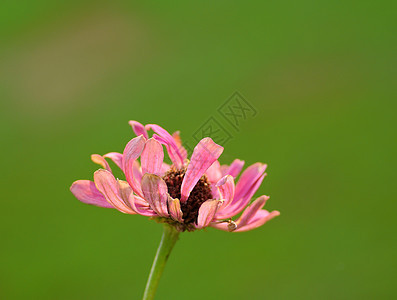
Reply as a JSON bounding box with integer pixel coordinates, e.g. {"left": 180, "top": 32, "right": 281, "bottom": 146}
{"left": 172, "top": 131, "right": 188, "bottom": 161}
{"left": 223, "top": 159, "right": 245, "bottom": 178}
{"left": 70, "top": 180, "right": 114, "bottom": 208}
{"left": 221, "top": 173, "right": 266, "bottom": 219}
{"left": 235, "top": 210, "right": 280, "bottom": 232}
{"left": 206, "top": 160, "right": 222, "bottom": 184}
{"left": 197, "top": 199, "right": 222, "bottom": 228}
{"left": 168, "top": 197, "right": 183, "bottom": 222}
{"left": 128, "top": 194, "right": 158, "bottom": 217}
{"left": 215, "top": 175, "right": 235, "bottom": 215}
{"left": 129, "top": 120, "right": 148, "bottom": 139}
{"left": 93, "top": 169, "right": 136, "bottom": 214}
{"left": 141, "top": 138, "right": 164, "bottom": 176}
{"left": 236, "top": 195, "right": 269, "bottom": 227}
{"left": 122, "top": 135, "right": 146, "bottom": 197}
{"left": 234, "top": 163, "right": 267, "bottom": 202}
{"left": 91, "top": 154, "right": 111, "bottom": 172}
{"left": 180, "top": 138, "right": 224, "bottom": 202}
{"left": 141, "top": 174, "right": 169, "bottom": 217}
{"left": 146, "top": 124, "right": 184, "bottom": 168}
{"left": 219, "top": 163, "right": 267, "bottom": 218}
{"left": 103, "top": 152, "right": 123, "bottom": 170}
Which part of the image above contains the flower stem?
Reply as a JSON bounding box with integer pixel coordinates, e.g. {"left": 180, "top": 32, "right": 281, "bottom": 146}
{"left": 142, "top": 224, "right": 180, "bottom": 300}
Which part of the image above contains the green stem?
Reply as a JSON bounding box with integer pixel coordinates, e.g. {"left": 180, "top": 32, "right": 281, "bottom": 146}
{"left": 142, "top": 224, "right": 180, "bottom": 300}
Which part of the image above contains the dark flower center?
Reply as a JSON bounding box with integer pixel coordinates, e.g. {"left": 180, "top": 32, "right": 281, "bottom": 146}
{"left": 163, "top": 167, "right": 213, "bottom": 225}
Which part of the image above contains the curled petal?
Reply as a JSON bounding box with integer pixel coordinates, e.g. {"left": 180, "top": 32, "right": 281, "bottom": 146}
{"left": 93, "top": 169, "right": 136, "bottom": 214}
{"left": 146, "top": 124, "right": 184, "bottom": 168}
{"left": 129, "top": 120, "right": 148, "bottom": 139}
{"left": 70, "top": 180, "right": 114, "bottom": 208}
{"left": 180, "top": 138, "right": 224, "bottom": 202}
{"left": 223, "top": 159, "right": 245, "bottom": 178}
{"left": 141, "top": 138, "right": 164, "bottom": 176}
{"left": 197, "top": 199, "right": 222, "bottom": 228}
{"left": 123, "top": 135, "right": 146, "bottom": 197}
{"left": 103, "top": 152, "right": 123, "bottom": 170}
{"left": 168, "top": 197, "right": 183, "bottom": 222}
{"left": 141, "top": 174, "right": 169, "bottom": 217}
{"left": 91, "top": 154, "right": 111, "bottom": 172}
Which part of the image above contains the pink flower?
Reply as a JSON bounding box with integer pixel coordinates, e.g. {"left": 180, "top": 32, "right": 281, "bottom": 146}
{"left": 70, "top": 121, "right": 279, "bottom": 232}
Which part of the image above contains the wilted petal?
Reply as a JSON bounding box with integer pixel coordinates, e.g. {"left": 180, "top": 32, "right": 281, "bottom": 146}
{"left": 141, "top": 138, "right": 164, "bottom": 176}
{"left": 91, "top": 154, "right": 111, "bottom": 172}
{"left": 180, "top": 138, "right": 224, "bottom": 202}
{"left": 168, "top": 197, "right": 183, "bottom": 222}
{"left": 103, "top": 152, "right": 123, "bottom": 170}
{"left": 123, "top": 135, "right": 146, "bottom": 197}
{"left": 93, "top": 169, "right": 136, "bottom": 214}
{"left": 141, "top": 174, "right": 169, "bottom": 217}
{"left": 197, "top": 199, "right": 222, "bottom": 228}
{"left": 147, "top": 124, "right": 184, "bottom": 168}
{"left": 70, "top": 180, "right": 114, "bottom": 208}
{"left": 129, "top": 120, "right": 148, "bottom": 139}
{"left": 223, "top": 159, "right": 245, "bottom": 178}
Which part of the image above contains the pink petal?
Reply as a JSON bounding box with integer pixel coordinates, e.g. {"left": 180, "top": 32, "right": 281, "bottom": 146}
{"left": 93, "top": 169, "right": 136, "bottom": 214}
{"left": 168, "top": 197, "right": 183, "bottom": 222}
{"left": 70, "top": 180, "right": 114, "bottom": 208}
{"left": 214, "top": 175, "right": 235, "bottom": 217}
{"left": 160, "top": 162, "right": 171, "bottom": 175}
{"left": 91, "top": 154, "right": 111, "bottom": 172}
{"left": 221, "top": 173, "right": 266, "bottom": 218}
{"left": 152, "top": 134, "right": 182, "bottom": 169}
{"left": 197, "top": 199, "right": 222, "bottom": 228}
{"left": 146, "top": 124, "right": 184, "bottom": 168}
{"left": 236, "top": 195, "right": 269, "bottom": 227}
{"left": 128, "top": 194, "right": 158, "bottom": 217}
{"left": 141, "top": 138, "right": 164, "bottom": 176}
{"left": 219, "top": 163, "right": 267, "bottom": 218}
{"left": 234, "top": 163, "right": 267, "bottom": 202}
{"left": 132, "top": 160, "right": 143, "bottom": 182}
{"left": 223, "top": 159, "right": 245, "bottom": 178}
{"left": 129, "top": 120, "right": 148, "bottom": 139}
{"left": 206, "top": 160, "right": 222, "bottom": 184}
{"left": 103, "top": 152, "right": 123, "bottom": 170}
{"left": 235, "top": 210, "right": 280, "bottom": 232}
{"left": 172, "top": 131, "right": 188, "bottom": 161}
{"left": 180, "top": 138, "right": 224, "bottom": 202}
{"left": 122, "top": 135, "right": 146, "bottom": 197}
{"left": 140, "top": 174, "right": 169, "bottom": 217}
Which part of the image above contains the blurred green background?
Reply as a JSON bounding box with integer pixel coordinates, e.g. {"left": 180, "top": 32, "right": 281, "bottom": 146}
{"left": 1, "top": 1, "right": 395, "bottom": 299}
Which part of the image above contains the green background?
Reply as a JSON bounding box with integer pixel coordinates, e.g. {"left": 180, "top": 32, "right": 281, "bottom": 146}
{"left": 1, "top": 1, "right": 395, "bottom": 299}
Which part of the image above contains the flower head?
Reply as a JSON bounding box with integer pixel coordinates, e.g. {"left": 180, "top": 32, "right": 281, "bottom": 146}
{"left": 71, "top": 121, "right": 279, "bottom": 232}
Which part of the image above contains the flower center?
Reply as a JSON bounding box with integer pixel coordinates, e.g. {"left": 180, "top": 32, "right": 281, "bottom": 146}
{"left": 163, "top": 167, "right": 213, "bottom": 225}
